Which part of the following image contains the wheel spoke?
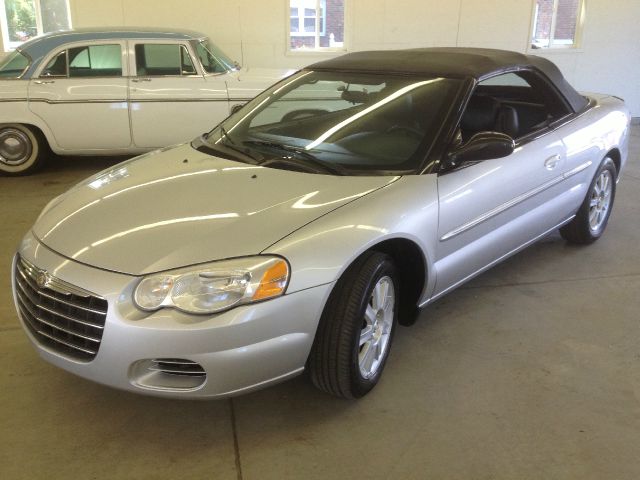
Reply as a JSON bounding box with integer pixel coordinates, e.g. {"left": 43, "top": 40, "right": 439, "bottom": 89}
{"left": 590, "top": 197, "right": 599, "bottom": 207}
{"left": 360, "top": 342, "right": 376, "bottom": 373}
{"left": 364, "top": 305, "right": 376, "bottom": 325}
{"left": 360, "top": 325, "right": 374, "bottom": 346}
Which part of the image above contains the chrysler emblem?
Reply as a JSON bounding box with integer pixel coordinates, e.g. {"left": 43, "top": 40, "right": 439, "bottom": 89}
{"left": 36, "top": 271, "right": 49, "bottom": 289}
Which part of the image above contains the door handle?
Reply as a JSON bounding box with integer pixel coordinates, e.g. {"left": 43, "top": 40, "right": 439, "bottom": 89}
{"left": 544, "top": 154, "right": 561, "bottom": 170}
{"left": 34, "top": 80, "right": 55, "bottom": 85}
{"left": 131, "top": 78, "right": 152, "bottom": 83}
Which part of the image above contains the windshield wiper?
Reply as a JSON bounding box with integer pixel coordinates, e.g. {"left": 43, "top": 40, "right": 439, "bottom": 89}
{"left": 203, "top": 127, "right": 263, "bottom": 164}
{"left": 243, "top": 139, "right": 346, "bottom": 176}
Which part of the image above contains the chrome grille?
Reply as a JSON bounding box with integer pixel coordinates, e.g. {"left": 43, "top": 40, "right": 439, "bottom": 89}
{"left": 14, "top": 256, "right": 107, "bottom": 362}
{"left": 149, "top": 359, "right": 206, "bottom": 377}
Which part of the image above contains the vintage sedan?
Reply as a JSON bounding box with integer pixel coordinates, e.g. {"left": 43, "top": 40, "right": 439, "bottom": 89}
{"left": 12, "top": 48, "right": 629, "bottom": 399}
{"left": 0, "top": 27, "right": 288, "bottom": 175}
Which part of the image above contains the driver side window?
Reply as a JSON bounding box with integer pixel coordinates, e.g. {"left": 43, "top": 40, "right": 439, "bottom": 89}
{"left": 460, "top": 71, "right": 571, "bottom": 142}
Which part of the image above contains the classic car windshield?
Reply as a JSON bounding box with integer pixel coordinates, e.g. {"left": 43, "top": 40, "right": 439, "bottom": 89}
{"left": 0, "top": 51, "right": 30, "bottom": 78}
{"left": 196, "top": 39, "right": 238, "bottom": 73}
{"left": 203, "top": 70, "right": 461, "bottom": 175}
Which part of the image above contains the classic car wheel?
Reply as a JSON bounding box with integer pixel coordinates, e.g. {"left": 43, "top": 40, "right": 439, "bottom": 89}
{"left": 309, "top": 251, "right": 399, "bottom": 399}
{"left": 0, "top": 124, "right": 45, "bottom": 176}
{"left": 560, "top": 157, "right": 617, "bottom": 244}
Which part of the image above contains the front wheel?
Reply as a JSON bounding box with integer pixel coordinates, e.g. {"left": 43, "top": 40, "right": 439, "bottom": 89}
{"left": 309, "top": 252, "right": 399, "bottom": 399}
{"left": 560, "top": 157, "right": 617, "bottom": 244}
{"left": 0, "top": 124, "right": 46, "bottom": 176}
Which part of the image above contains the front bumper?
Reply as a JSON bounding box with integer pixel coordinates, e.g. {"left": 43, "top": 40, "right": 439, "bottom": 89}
{"left": 12, "top": 231, "right": 331, "bottom": 398}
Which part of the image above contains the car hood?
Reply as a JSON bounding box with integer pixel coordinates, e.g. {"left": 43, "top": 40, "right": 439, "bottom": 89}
{"left": 33, "top": 144, "right": 397, "bottom": 276}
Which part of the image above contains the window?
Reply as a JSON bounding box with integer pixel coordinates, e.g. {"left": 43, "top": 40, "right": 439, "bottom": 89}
{"left": 288, "top": 0, "right": 345, "bottom": 52}
{"left": 135, "top": 44, "right": 196, "bottom": 76}
{"left": 530, "top": 0, "right": 585, "bottom": 49}
{"left": 0, "top": 0, "right": 71, "bottom": 51}
{"left": 40, "top": 44, "right": 122, "bottom": 78}
{"left": 68, "top": 44, "right": 122, "bottom": 77}
{"left": 0, "top": 49, "right": 29, "bottom": 77}
{"left": 460, "top": 71, "right": 571, "bottom": 142}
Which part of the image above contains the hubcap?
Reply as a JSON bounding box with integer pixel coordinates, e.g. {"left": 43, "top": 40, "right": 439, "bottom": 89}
{"left": 0, "top": 128, "right": 32, "bottom": 166}
{"left": 359, "top": 276, "right": 395, "bottom": 379}
{"left": 588, "top": 169, "right": 613, "bottom": 232}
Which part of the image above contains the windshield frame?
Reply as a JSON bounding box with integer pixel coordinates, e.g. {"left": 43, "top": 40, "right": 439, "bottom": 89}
{"left": 0, "top": 50, "right": 31, "bottom": 79}
{"left": 202, "top": 69, "right": 466, "bottom": 176}
{"left": 193, "top": 38, "right": 238, "bottom": 74}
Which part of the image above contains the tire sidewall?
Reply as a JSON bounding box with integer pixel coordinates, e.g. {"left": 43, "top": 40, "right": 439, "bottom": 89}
{"left": 0, "top": 124, "right": 41, "bottom": 175}
{"left": 349, "top": 257, "right": 399, "bottom": 397}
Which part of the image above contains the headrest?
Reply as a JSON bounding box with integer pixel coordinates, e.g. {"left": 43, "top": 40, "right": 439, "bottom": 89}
{"left": 461, "top": 95, "right": 498, "bottom": 132}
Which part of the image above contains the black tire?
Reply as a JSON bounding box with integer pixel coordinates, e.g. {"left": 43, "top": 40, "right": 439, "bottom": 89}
{"left": 560, "top": 157, "right": 617, "bottom": 244}
{"left": 309, "top": 251, "right": 399, "bottom": 399}
{"left": 0, "top": 124, "right": 47, "bottom": 176}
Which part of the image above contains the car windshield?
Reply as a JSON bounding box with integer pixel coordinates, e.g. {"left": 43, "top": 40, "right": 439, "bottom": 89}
{"left": 201, "top": 70, "right": 461, "bottom": 175}
{"left": 0, "top": 50, "right": 30, "bottom": 78}
{"left": 196, "top": 39, "right": 238, "bottom": 73}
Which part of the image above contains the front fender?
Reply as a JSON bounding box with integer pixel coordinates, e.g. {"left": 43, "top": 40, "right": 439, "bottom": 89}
{"left": 264, "top": 175, "right": 440, "bottom": 303}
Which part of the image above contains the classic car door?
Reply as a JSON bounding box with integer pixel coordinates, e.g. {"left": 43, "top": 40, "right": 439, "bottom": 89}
{"left": 28, "top": 41, "right": 131, "bottom": 151}
{"left": 128, "top": 41, "right": 229, "bottom": 148}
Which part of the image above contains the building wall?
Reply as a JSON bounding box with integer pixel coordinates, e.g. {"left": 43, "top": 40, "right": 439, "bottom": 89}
{"left": 1, "top": 0, "right": 639, "bottom": 115}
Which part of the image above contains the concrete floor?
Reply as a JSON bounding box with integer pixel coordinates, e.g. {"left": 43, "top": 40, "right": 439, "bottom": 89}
{"left": 1, "top": 127, "right": 639, "bottom": 479}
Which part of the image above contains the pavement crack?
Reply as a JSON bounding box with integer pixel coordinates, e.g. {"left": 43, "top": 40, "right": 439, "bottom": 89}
{"left": 229, "top": 398, "right": 243, "bottom": 480}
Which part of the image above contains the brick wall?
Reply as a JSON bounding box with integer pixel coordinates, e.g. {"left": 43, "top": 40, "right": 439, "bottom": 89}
{"left": 534, "top": 0, "right": 580, "bottom": 43}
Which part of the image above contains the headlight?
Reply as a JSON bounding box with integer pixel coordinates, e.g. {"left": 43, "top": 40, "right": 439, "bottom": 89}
{"left": 134, "top": 256, "right": 289, "bottom": 314}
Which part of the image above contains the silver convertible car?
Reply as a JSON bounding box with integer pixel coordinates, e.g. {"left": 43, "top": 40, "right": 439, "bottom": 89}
{"left": 12, "top": 48, "right": 629, "bottom": 399}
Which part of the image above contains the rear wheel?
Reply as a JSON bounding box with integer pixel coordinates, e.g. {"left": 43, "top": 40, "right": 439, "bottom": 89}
{"left": 560, "top": 157, "right": 617, "bottom": 244}
{"left": 309, "top": 252, "right": 399, "bottom": 399}
{"left": 0, "top": 124, "right": 46, "bottom": 176}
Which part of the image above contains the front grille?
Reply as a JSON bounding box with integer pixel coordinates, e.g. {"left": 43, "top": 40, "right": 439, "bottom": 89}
{"left": 149, "top": 359, "right": 206, "bottom": 377}
{"left": 14, "top": 256, "right": 108, "bottom": 362}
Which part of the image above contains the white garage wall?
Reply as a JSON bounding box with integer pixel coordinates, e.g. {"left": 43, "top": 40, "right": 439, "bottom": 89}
{"left": 2, "top": 0, "right": 639, "bottom": 115}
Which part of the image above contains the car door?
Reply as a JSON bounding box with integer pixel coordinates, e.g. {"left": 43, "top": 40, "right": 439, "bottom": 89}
{"left": 128, "top": 41, "right": 229, "bottom": 149}
{"left": 433, "top": 71, "right": 576, "bottom": 298}
{"left": 28, "top": 41, "right": 131, "bottom": 151}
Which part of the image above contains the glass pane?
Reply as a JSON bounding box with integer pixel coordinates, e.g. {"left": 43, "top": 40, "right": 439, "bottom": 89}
{"left": 212, "top": 71, "right": 461, "bottom": 174}
{"left": 290, "top": 7, "right": 297, "bottom": 16}
{"left": 135, "top": 44, "right": 181, "bottom": 76}
{"left": 196, "top": 40, "right": 235, "bottom": 73}
{"left": 304, "top": 8, "right": 316, "bottom": 16}
{"left": 68, "top": 44, "right": 122, "bottom": 77}
{"left": 553, "top": 0, "right": 580, "bottom": 46}
{"left": 4, "top": 0, "right": 37, "bottom": 42}
{"left": 40, "top": 0, "right": 70, "bottom": 33}
{"left": 531, "top": 0, "right": 552, "bottom": 48}
{"left": 290, "top": 18, "right": 298, "bottom": 33}
{"left": 41, "top": 50, "right": 67, "bottom": 77}
{"left": 304, "top": 17, "right": 315, "bottom": 32}
{"left": 0, "top": 50, "right": 30, "bottom": 77}
{"left": 180, "top": 46, "right": 196, "bottom": 75}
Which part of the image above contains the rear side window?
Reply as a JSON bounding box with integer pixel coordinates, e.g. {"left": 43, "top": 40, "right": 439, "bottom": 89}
{"left": 0, "top": 51, "right": 30, "bottom": 78}
{"left": 135, "top": 44, "right": 196, "bottom": 76}
{"left": 41, "top": 51, "right": 67, "bottom": 77}
{"left": 40, "top": 44, "right": 123, "bottom": 78}
{"left": 68, "top": 44, "right": 122, "bottom": 77}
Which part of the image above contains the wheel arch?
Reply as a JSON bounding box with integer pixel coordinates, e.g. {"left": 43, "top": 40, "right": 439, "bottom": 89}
{"left": 605, "top": 148, "right": 621, "bottom": 179}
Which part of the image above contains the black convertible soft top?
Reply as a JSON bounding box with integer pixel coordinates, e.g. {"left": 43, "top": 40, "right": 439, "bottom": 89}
{"left": 309, "top": 48, "right": 588, "bottom": 113}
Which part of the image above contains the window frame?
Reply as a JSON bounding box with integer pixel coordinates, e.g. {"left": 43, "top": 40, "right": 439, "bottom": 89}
{"left": 35, "top": 40, "right": 127, "bottom": 79}
{"left": 529, "top": 0, "right": 586, "bottom": 51}
{"left": 0, "top": 0, "right": 72, "bottom": 52}
{"left": 131, "top": 40, "right": 203, "bottom": 78}
{"left": 286, "top": 0, "right": 347, "bottom": 54}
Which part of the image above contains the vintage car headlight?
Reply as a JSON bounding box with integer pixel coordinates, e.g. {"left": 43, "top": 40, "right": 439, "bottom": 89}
{"left": 133, "top": 256, "right": 289, "bottom": 314}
